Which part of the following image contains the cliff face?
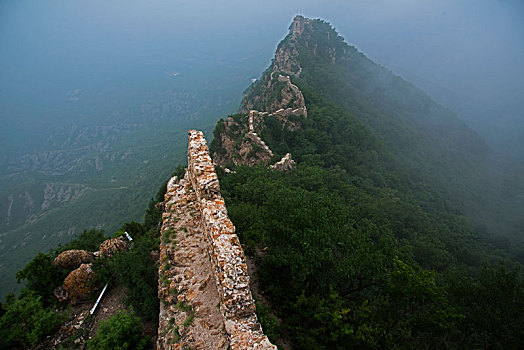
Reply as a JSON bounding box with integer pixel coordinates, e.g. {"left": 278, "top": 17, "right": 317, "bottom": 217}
{"left": 157, "top": 130, "right": 276, "bottom": 350}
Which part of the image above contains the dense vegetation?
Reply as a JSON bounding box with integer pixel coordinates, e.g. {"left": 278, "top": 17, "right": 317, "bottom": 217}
{"left": 216, "top": 97, "right": 524, "bottom": 348}
{"left": 295, "top": 19, "right": 524, "bottom": 256}
{"left": 213, "top": 18, "right": 524, "bottom": 349}
{"left": 0, "top": 229, "right": 106, "bottom": 349}
{"left": 0, "top": 177, "right": 169, "bottom": 348}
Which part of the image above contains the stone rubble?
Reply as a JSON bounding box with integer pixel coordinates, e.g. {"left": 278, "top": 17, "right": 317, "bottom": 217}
{"left": 99, "top": 236, "right": 130, "bottom": 258}
{"left": 53, "top": 236, "right": 130, "bottom": 303}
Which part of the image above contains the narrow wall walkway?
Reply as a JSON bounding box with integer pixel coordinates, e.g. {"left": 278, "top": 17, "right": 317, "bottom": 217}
{"left": 157, "top": 172, "right": 228, "bottom": 349}
{"left": 157, "top": 130, "right": 276, "bottom": 350}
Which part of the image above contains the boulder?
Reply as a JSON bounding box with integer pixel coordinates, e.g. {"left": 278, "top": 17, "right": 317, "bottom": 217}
{"left": 63, "top": 263, "right": 95, "bottom": 301}
{"left": 99, "top": 236, "right": 130, "bottom": 258}
{"left": 53, "top": 285, "right": 70, "bottom": 302}
{"left": 54, "top": 249, "right": 94, "bottom": 270}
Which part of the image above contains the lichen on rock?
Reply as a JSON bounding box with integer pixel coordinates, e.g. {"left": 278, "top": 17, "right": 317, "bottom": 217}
{"left": 54, "top": 249, "right": 94, "bottom": 270}
{"left": 63, "top": 263, "right": 96, "bottom": 302}
{"left": 99, "top": 236, "right": 129, "bottom": 258}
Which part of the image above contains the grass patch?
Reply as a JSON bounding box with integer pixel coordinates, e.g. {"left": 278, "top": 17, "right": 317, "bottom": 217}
{"left": 183, "top": 313, "right": 194, "bottom": 327}
{"left": 161, "top": 274, "right": 170, "bottom": 286}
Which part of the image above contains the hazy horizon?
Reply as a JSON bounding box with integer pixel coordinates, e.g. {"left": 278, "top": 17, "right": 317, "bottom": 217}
{"left": 1, "top": 0, "right": 523, "bottom": 161}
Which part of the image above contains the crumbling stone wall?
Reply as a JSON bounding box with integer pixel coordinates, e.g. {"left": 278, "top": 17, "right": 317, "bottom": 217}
{"left": 187, "top": 130, "right": 277, "bottom": 349}
{"left": 157, "top": 130, "right": 276, "bottom": 349}
{"left": 214, "top": 74, "right": 307, "bottom": 168}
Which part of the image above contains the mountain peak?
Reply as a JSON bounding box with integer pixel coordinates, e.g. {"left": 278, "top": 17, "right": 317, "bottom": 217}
{"left": 290, "top": 15, "right": 307, "bottom": 36}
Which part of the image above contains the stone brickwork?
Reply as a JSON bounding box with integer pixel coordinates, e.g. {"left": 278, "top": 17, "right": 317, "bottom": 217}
{"left": 291, "top": 15, "right": 306, "bottom": 36}
{"left": 214, "top": 74, "right": 307, "bottom": 168}
{"left": 157, "top": 130, "right": 276, "bottom": 349}
{"left": 157, "top": 171, "right": 228, "bottom": 349}
{"left": 187, "top": 130, "right": 277, "bottom": 350}
{"left": 270, "top": 153, "right": 296, "bottom": 171}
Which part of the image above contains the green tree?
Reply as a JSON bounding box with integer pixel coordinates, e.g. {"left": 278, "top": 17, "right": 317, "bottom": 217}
{"left": 87, "top": 310, "right": 151, "bottom": 350}
{"left": 16, "top": 252, "right": 67, "bottom": 304}
{"left": 0, "top": 293, "right": 62, "bottom": 349}
{"left": 448, "top": 265, "right": 524, "bottom": 349}
{"left": 372, "top": 258, "right": 462, "bottom": 348}
{"left": 58, "top": 228, "right": 107, "bottom": 253}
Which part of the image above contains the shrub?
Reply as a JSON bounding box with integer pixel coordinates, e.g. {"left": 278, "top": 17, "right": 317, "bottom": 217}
{"left": 87, "top": 310, "right": 151, "bottom": 350}
{"left": 93, "top": 236, "right": 159, "bottom": 321}
{"left": 16, "top": 228, "right": 107, "bottom": 304}
{"left": 16, "top": 252, "right": 67, "bottom": 304}
{"left": 0, "top": 293, "right": 62, "bottom": 349}
{"left": 113, "top": 222, "right": 146, "bottom": 239}
{"left": 58, "top": 229, "right": 107, "bottom": 253}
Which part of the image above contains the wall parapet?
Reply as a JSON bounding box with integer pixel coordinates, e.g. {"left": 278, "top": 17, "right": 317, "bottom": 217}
{"left": 186, "top": 130, "right": 277, "bottom": 349}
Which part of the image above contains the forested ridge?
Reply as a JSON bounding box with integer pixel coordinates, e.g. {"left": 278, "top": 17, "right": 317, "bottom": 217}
{"left": 211, "top": 17, "right": 524, "bottom": 349}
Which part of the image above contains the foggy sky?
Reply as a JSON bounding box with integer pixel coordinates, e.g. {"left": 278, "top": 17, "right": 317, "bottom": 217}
{"left": 1, "top": 0, "right": 523, "bottom": 159}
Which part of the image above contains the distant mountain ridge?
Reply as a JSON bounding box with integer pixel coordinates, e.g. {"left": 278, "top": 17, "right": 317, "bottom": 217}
{"left": 213, "top": 15, "right": 524, "bottom": 250}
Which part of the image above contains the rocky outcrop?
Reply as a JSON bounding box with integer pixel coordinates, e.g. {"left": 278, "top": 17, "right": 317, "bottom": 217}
{"left": 52, "top": 236, "right": 130, "bottom": 303}
{"left": 214, "top": 71, "right": 307, "bottom": 168}
{"left": 41, "top": 183, "right": 88, "bottom": 211}
{"left": 157, "top": 130, "right": 276, "bottom": 350}
{"left": 241, "top": 72, "right": 307, "bottom": 117}
{"left": 99, "top": 236, "right": 129, "bottom": 258}
{"left": 272, "top": 16, "right": 309, "bottom": 77}
{"left": 63, "top": 263, "right": 96, "bottom": 302}
{"left": 217, "top": 18, "right": 310, "bottom": 168}
{"left": 53, "top": 285, "right": 70, "bottom": 302}
{"left": 270, "top": 153, "right": 296, "bottom": 171}
{"left": 54, "top": 249, "right": 94, "bottom": 270}
{"left": 212, "top": 112, "right": 274, "bottom": 167}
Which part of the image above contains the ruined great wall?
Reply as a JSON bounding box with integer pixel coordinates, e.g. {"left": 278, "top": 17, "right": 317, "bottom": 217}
{"left": 156, "top": 17, "right": 312, "bottom": 348}
{"left": 157, "top": 130, "right": 277, "bottom": 349}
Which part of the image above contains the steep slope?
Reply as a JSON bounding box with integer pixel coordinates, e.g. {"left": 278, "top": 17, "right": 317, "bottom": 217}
{"left": 0, "top": 69, "right": 246, "bottom": 299}
{"left": 232, "top": 15, "right": 524, "bottom": 249}
{"left": 209, "top": 16, "right": 524, "bottom": 349}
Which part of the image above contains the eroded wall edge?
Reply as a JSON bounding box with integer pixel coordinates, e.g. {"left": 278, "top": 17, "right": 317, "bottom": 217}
{"left": 186, "top": 129, "right": 277, "bottom": 350}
